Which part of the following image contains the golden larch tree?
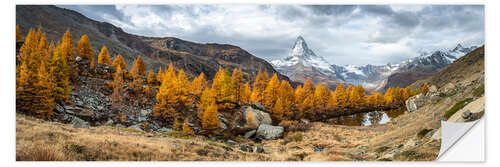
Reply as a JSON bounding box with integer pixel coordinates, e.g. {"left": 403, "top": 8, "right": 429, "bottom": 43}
{"left": 333, "top": 83, "right": 348, "bottom": 109}
{"left": 202, "top": 102, "right": 220, "bottom": 135}
{"left": 130, "top": 56, "right": 147, "bottom": 77}
{"left": 112, "top": 54, "right": 127, "bottom": 71}
{"left": 240, "top": 83, "right": 252, "bottom": 104}
{"left": 147, "top": 69, "right": 157, "bottom": 85}
{"left": 421, "top": 83, "right": 429, "bottom": 95}
{"left": 77, "top": 34, "right": 94, "bottom": 61}
{"left": 231, "top": 68, "right": 246, "bottom": 104}
{"left": 211, "top": 68, "right": 235, "bottom": 110}
{"left": 250, "top": 70, "right": 269, "bottom": 104}
{"left": 313, "top": 84, "right": 331, "bottom": 115}
{"left": 262, "top": 73, "right": 280, "bottom": 110}
{"left": 182, "top": 119, "right": 194, "bottom": 135}
{"left": 111, "top": 66, "right": 124, "bottom": 111}
{"left": 189, "top": 73, "right": 208, "bottom": 99}
{"left": 97, "top": 45, "right": 111, "bottom": 65}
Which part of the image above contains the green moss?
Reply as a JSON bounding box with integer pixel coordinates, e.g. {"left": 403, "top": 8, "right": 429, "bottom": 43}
{"left": 473, "top": 84, "right": 484, "bottom": 97}
{"left": 445, "top": 98, "right": 473, "bottom": 119}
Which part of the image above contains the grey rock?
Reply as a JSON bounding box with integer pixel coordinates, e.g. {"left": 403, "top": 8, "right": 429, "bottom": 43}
{"left": 127, "top": 124, "right": 144, "bottom": 132}
{"left": 424, "top": 129, "right": 436, "bottom": 138}
{"left": 396, "top": 144, "right": 404, "bottom": 148}
{"left": 462, "top": 110, "right": 473, "bottom": 120}
{"left": 244, "top": 130, "right": 257, "bottom": 139}
{"left": 239, "top": 145, "right": 248, "bottom": 152}
{"left": 115, "top": 124, "right": 125, "bottom": 128}
{"left": 256, "top": 124, "right": 284, "bottom": 140}
{"left": 105, "top": 119, "right": 114, "bottom": 126}
{"left": 382, "top": 148, "right": 400, "bottom": 159}
{"left": 244, "top": 106, "right": 272, "bottom": 127}
{"left": 314, "top": 145, "right": 324, "bottom": 152}
{"left": 429, "top": 85, "right": 438, "bottom": 93}
{"left": 300, "top": 118, "right": 310, "bottom": 124}
{"left": 405, "top": 94, "right": 426, "bottom": 112}
{"left": 72, "top": 117, "right": 89, "bottom": 128}
{"left": 256, "top": 145, "right": 264, "bottom": 153}
{"left": 75, "top": 56, "right": 82, "bottom": 62}
{"left": 226, "top": 140, "right": 236, "bottom": 145}
{"left": 157, "top": 127, "right": 173, "bottom": 133}
{"left": 54, "top": 103, "right": 65, "bottom": 113}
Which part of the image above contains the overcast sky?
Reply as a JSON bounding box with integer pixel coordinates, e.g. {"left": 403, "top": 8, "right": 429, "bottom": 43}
{"left": 59, "top": 5, "right": 484, "bottom": 65}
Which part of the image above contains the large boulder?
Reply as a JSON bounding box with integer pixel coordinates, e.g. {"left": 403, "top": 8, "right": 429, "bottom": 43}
{"left": 447, "top": 96, "right": 484, "bottom": 122}
{"left": 71, "top": 117, "right": 89, "bottom": 128}
{"left": 405, "top": 94, "right": 426, "bottom": 112}
{"left": 243, "top": 106, "right": 272, "bottom": 127}
{"left": 256, "top": 124, "right": 284, "bottom": 140}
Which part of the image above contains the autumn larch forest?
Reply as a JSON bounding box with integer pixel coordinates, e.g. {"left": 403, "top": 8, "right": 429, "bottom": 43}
{"left": 16, "top": 25, "right": 425, "bottom": 136}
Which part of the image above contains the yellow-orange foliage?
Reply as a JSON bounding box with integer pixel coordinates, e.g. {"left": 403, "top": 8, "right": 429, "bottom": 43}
{"left": 211, "top": 68, "right": 235, "bottom": 110}
{"left": 333, "top": 84, "right": 348, "bottom": 108}
{"left": 182, "top": 119, "right": 194, "bottom": 135}
{"left": 16, "top": 25, "right": 23, "bottom": 42}
{"left": 240, "top": 83, "right": 252, "bottom": 104}
{"left": 250, "top": 70, "right": 269, "bottom": 104}
{"left": 112, "top": 54, "right": 127, "bottom": 71}
{"left": 263, "top": 73, "right": 280, "bottom": 110}
{"left": 189, "top": 73, "right": 208, "bottom": 99}
{"left": 97, "top": 45, "right": 111, "bottom": 65}
{"left": 77, "top": 34, "right": 94, "bottom": 61}
{"left": 130, "top": 56, "right": 147, "bottom": 77}
{"left": 273, "top": 81, "right": 294, "bottom": 121}
{"left": 422, "top": 83, "right": 429, "bottom": 95}
{"left": 231, "top": 68, "right": 246, "bottom": 103}
{"left": 202, "top": 102, "right": 220, "bottom": 134}
{"left": 313, "top": 84, "right": 331, "bottom": 115}
{"left": 147, "top": 70, "right": 157, "bottom": 85}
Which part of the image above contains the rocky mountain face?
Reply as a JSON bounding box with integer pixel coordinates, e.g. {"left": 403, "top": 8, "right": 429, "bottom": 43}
{"left": 16, "top": 5, "right": 291, "bottom": 83}
{"left": 271, "top": 36, "right": 478, "bottom": 92}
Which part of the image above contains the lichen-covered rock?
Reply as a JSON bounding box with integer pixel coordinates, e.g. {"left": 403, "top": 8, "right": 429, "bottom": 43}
{"left": 243, "top": 106, "right": 272, "bottom": 127}
{"left": 72, "top": 117, "right": 89, "bottom": 128}
{"left": 405, "top": 94, "right": 426, "bottom": 112}
{"left": 256, "top": 124, "right": 284, "bottom": 140}
{"left": 244, "top": 130, "right": 256, "bottom": 139}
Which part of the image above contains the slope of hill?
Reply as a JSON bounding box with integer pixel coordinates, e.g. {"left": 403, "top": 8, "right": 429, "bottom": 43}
{"left": 16, "top": 5, "right": 291, "bottom": 82}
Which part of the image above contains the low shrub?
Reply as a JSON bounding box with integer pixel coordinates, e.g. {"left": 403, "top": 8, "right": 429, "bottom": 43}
{"left": 444, "top": 98, "right": 473, "bottom": 119}
{"left": 63, "top": 144, "right": 85, "bottom": 154}
{"left": 279, "top": 120, "right": 310, "bottom": 132}
{"left": 473, "top": 84, "right": 484, "bottom": 97}
{"left": 417, "top": 129, "right": 432, "bottom": 138}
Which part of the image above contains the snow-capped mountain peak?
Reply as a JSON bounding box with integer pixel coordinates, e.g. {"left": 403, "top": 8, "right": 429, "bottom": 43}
{"left": 272, "top": 36, "right": 332, "bottom": 72}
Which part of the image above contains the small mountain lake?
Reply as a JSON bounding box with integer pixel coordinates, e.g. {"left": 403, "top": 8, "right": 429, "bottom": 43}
{"left": 329, "top": 109, "right": 406, "bottom": 126}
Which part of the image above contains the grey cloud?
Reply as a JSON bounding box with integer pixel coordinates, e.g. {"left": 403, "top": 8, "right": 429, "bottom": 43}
{"left": 57, "top": 5, "right": 484, "bottom": 65}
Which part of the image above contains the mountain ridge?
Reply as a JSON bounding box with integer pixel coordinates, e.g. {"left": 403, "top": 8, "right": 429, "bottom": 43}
{"left": 271, "top": 36, "right": 478, "bottom": 91}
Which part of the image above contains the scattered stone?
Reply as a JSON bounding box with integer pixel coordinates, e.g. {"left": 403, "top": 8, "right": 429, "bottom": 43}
{"left": 127, "top": 124, "right": 144, "bottom": 132}
{"left": 54, "top": 103, "right": 65, "bottom": 113}
{"left": 396, "top": 144, "right": 404, "bottom": 148}
{"left": 244, "top": 130, "right": 257, "bottom": 139}
{"left": 71, "top": 117, "right": 89, "bottom": 128}
{"left": 300, "top": 118, "right": 310, "bottom": 124}
{"left": 404, "top": 139, "right": 417, "bottom": 149}
{"left": 424, "top": 129, "right": 436, "bottom": 138}
{"left": 196, "top": 149, "right": 208, "bottom": 156}
{"left": 373, "top": 154, "right": 379, "bottom": 159}
{"left": 256, "top": 145, "right": 264, "bottom": 153}
{"left": 256, "top": 124, "right": 284, "bottom": 140}
{"left": 382, "top": 148, "right": 400, "bottom": 159}
{"left": 115, "top": 124, "right": 125, "bottom": 128}
{"left": 105, "top": 119, "right": 114, "bottom": 126}
{"left": 225, "top": 140, "right": 236, "bottom": 145}
{"left": 157, "top": 127, "right": 173, "bottom": 133}
{"left": 461, "top": 110, "right": 473, "bottom": 120}
{"left": 429, "top": 85, "right": 438, "bottom": 93}
{"left": 172, "top": 143, "right": 179, "bottom": 148}
{"left": 239, "top": 145, "right": 248, "bottom": 152}
{"left": 314, "top": 145, "right": 324, "bottom": 152}
{"left": 357, "top": 145, "right": 367, "bottom": 150}
{"left": 75, "top": 56, "right": 82, "bottom": 62}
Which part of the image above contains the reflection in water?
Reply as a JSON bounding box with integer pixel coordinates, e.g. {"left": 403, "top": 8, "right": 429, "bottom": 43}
{"left": 330, "top": 109, "right": 406, "bottom": 126}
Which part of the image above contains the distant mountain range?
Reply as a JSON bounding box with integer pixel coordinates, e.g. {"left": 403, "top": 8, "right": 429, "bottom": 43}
{"left": 271, "top": 36, "right": 478, "bottom": 91}
{"left": 16, "top": 5, "right": 292, "bottom": 83}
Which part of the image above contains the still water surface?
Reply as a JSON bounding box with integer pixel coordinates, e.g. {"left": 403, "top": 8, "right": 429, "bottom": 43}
{"left": 330, "top": 109, "right": 406, "bottom": 126}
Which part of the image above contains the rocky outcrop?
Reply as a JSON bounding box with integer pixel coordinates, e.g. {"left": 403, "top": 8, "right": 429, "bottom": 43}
{"left": 405, "top": 94, "right": 426, "bottom": 112}
{"left": 243, "top": 105, "right": 272, "bottom": 127}
{"left": 447, "top": 96, "right": 484, "bottom": 122}
{"left": 256, "top": 124, "right": 284, "bottom": 140}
